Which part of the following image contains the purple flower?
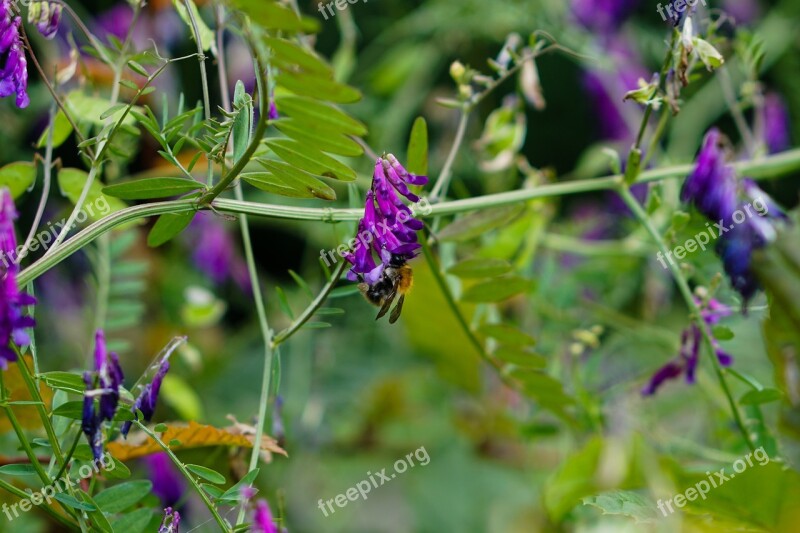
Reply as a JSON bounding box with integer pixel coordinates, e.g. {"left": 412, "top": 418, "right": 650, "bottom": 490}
{"left": 723, "top": 0, "right": 760, "bottom": 25}
{"left": 643, "top": 299, "right": 733, "bottom": 395}
{"left": 121, "top": 358, "right": 169, "bottom": 436}
{"left": 186, "top": 212, "right": 251, "bottom": 292}
{"left": 158, "top": 507, "right": 181, "bottom": 533}
{"left": 28, "top": 1, "right": 62, "bottom": 39}
{"left": 344, "top": 155, "right": 428, "bottom": 283}
{"left": 0, "top": 189, "right": 35, "bottom": 370}
{"left": 681, "top": 129, "right": 739, "bottom": 225}
{"left": 81, "top": 330, "right": 124, "bottom": 460}
{"left": 145, "top": 452, "right": 185, "bottom": 508}
{"left": 0, "top": 0, "right": 29, "bottom": 108}
{"left": 571, "top": 0, "right": 639, "bottom": 34}
{"left": 252, "top": 500, "right": 279, "bottom": 533}
{"left": 762, "top": 93, "right": 791, "bottom": 154}
{"left": 268, "top": 101, "right": 279, "bottom": 121}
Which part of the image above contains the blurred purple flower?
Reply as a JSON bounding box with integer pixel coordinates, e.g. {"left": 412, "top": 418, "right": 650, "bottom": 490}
{"left": 682, "top": 129, "right": 789, "bottom": 306}
{"left": 344, "top": 155, "right": 427, "bottom": 283}
{"left": 158, "top": 507, "right": 180, "bottom": 533}
{"left": 187, "top": 212, "right": 251, "bottom": 292}
{"left": 145, "top": 452, "right": 185, "bottom": 508}
{"left": 762, "top": 93, "right": 791, "bottom": 154}
{"left": 268, "top": 101, "right": 279, "bottom": 120}
{"left": 643, "top": 299, "right": 733, "bottom": 395}
{"left": 571, "top": 0, "right": 639, "bottom": 34}
{"left": 252, "top": 500, "right": 279, "bottom": 533}
{"left": 0, "top": 0, "right": 29, "bottom": 108}
{"left": 0, "top": 189, "right": 35, "bottom": 370}
{"left": 723, "top": 0, "right": 760, "bottom": 25}
{"left": 82, "top": 330, "right": 124, "bottom": 460}
{"left": 121, "top": 358, "right": 169, "bottom": 437}
{"left": 29, "top": 1, "right": 62, "bottom": 39}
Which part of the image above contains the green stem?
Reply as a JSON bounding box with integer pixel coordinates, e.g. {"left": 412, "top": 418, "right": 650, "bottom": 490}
{"left": 0, "top": 477, "right": 78, "bottom": 530}
{"left": 134, "top": 421, "right": 231, "bottom": 532}
{"left": 15, "top": 148, "right": 800, "bottom": 287}
{"left": 271, "top": 261, "right": 347, "bottom": 347}
{"left": 429, "top": 107, "right": 470, "bottom": 202}
{"left": 616, "top": 185, "right": 756, "bottom": 452}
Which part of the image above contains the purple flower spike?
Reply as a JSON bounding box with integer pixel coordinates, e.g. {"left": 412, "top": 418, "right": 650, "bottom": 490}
{"left": 344, "top": 154, "right": 426, "bottom": 283}
{"left": 158, "top": 507, "right": 181, "bottom": 533}
{"left": 0, "top": 2, "right": 29, "bottom": 108}
{"left": 253, "top": 500, "right": 279, "bottom": 533}
{"left": 145, "top": 452, "right": 185, "bottom": 508}
{"left": 81, "top": 330, "right": 124, "bottom": 460}
{"left": 29, "top": 1, "right": 62, "bottom": 39}
{"left": 762, "top": 93, "right": 791, "bottom": 154}
{"left": 121, "top": 359, "right": 169, "bottom": 437}
{"left": 0, "top": 189, "right": 35, "bottom": 370}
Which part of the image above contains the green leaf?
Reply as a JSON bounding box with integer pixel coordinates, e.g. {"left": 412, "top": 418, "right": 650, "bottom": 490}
{"left": 37, "top": 109, "right": 73, "bottom": 148}
{"left": 153, "top": 423, "right": 168, "bottom": 433}
{"left": 406, "top": 117, "right": 428, "bottom": 176}
{"left": 103, "top": 177, "right": 204, "bottom": 199}
{"left": 581, "top": 490, "right": 658, "bottom": 523}
{"left": 275, "top": 286, "right": 294, "bottom": 319}
{"left": 172, "top": 0, "right": 216, "bottom": 53}
{"left": 265, "top": 37, "right": 331, "bottom": 76}
{"left": 712, "top": 325, "right": 735, "bottom": 341}
{"left": 66, "top": 91, "right": 141, "bottom": 127}
{"left": 103, "top": 458, "right": 132, "bottom": 480}
{"left": 94, "top": 481, "right": 152, "bottom": 513}
{"left": 218, "top": 469, "right": 260, "bottom": 502}
{"left": 57, "top": 168, "right": 128, "bottom": 222}
{"left": 40, "top": 371, "right": 86, "bottom": 394}
{"left": 244, "top": 160, "right": 335, "bottom": 200}
{"left": 493, "top": 347, "right": 546, "bottom": 368}
{"left": 447, "top": 258, "right": 512, "bottom": 279}
{"left": 478, "top": 324, "right": 536, "bottom": 347}
{"left": 438, "top": 205, "right": 526, "bottom": 242}
{"left": 0, "top": 162, "right": 36, "bottom": 199}
{"left": 232, "top": 81, "right": 254, "bottom": 164}
{"left": 461, "top": 276, "right": 533, "bottom": 303}
{"left": 274, "top": 96, "right": 367, "bottom": 136}
{"left": 274, "top": 119, "right": 364, "bottom": 157}
{"left": 231, "top": 0, "right": 319, "bottom": 33}
{"left": 186, "top": 464, "right": 226, "bottom": 484}
{"left": 276, "top": 71, "right": 361, "bottom": 104}
{"left": 0, "top": 464, "right": 39, "bottom": 476}
{"left": 740, "top": 388, "right": 783, "bottom": 406}
{"left": 54, "top": 493, "right": 96, "bottom": 511}
{"left": 147, "top": 211, "right": 196, "bottom": 247}
{"left": 265, "top": 139, "right": 356, "bottom": 181}
{"left": 51, "top": 401, "right": 85, "bottom": 419}
{"left": 288, "top": 269, "right": 313, "bottom": 296}
{"left": 110, "top": 508, "right": 154, "bottom": 533}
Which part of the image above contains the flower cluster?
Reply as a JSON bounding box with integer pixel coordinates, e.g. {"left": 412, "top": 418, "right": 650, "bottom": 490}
{"left": 28, "top": 1, "right": 62, "bottom": 39}
{"left": 681, "top": 128, "right": 788, "bottom": 306}
{"left": 0, "top": 0, "right": 29, "bottom": 108}
{"left": 121, "top": 357, "right": 170, "bottom": 436}
{"left": 252, "top": 499, "right": 279, "bottom": 533}
{"left": 158, "top": 507, "right": 181, "bottom": 533}
{"left": 571, "top": 0, "right": 639, "bottom": 34}
{"left": 0, "top": 189, "right": 35, "bottom": 370}
{"left": 344, "top": 155, "right": 427, "bottom": 284}
{"left": 82, "top": 330, "right": 124, "bottom": 460}
{"left": 643, "top": 299, "right": 733, "bottom": 395}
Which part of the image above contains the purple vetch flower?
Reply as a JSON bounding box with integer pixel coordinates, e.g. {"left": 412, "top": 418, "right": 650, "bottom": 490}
{"left": 0, "top": 189, "right": 35, "bottom": 370}
{"left": 682, "top": 129, "right": 789, "bottom": 306}
{"left": 723, "top": 0, "right": 760, "bottom": 25}
{"left": 121, "top": 358, "right": 169, "bottom": 437}
{"left": 158, "top": 507, "right": 181, "bottom": 533}
{"left": 28, "top": 1, "right": 62, "bottom": 39}
{"left": 0, "top": 0, "right": 29, "bottom": 108}
{"left": 643, "top": 299, "right": 733, "bottom": 395}
{"left": 571, "top": 0, "right": 639, "bottom": 34}
{"left": 81, "top": 330, "right": 124, "bottom": 460}
{"left": 762, "top": 93, "right": 791, "bottom": 154}
{"left": 268, "top": 101, "right": 279, "bottom": 120}
{"left": 344, "top": 155, "right": 428, "bottom": 283}
{"left": 186, "top": 212, "right": 251, "bottom": 292}
{"left": 145, "top": 452, "right": 186, "bottom": 508}
{"left": 252, "top": 500, "right": 279, "bottom": 533}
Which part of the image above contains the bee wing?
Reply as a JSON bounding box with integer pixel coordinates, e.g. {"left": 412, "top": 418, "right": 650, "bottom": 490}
{"left": 375, "top": 285, "right": 398, "bottom": 321}
{"left": 388, "top": 294, "right": 405, "bottom": 324}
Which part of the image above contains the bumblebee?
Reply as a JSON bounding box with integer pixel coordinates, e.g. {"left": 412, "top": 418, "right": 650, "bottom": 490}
{"left": 358, "top": 254, "right": 413, "bottom": 324}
